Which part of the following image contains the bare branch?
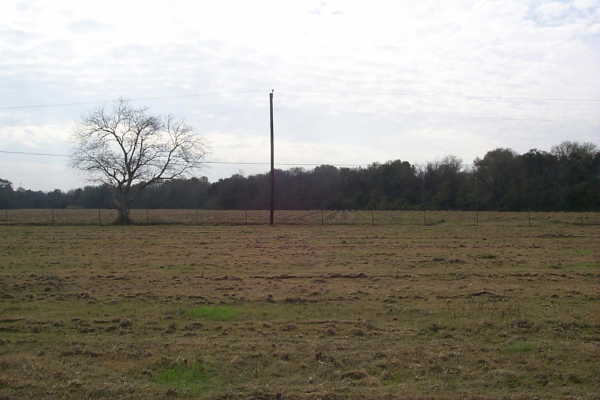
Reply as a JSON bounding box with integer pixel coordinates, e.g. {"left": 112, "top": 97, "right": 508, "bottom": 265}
{"left": 71, "top": 99, "right": 207, "bottom": 224}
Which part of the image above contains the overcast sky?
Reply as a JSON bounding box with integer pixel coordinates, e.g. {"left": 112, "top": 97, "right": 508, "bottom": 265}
{"left": 1, "top": 0, "right": 599, "bottom": 191}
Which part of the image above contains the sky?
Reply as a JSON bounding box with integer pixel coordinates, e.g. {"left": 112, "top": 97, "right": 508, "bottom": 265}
{"left": 1, "top": 0, "right": 599, "bottom": 191}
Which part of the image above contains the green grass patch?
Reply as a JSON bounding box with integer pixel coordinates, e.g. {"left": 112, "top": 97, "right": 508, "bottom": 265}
{"left": 154, "top": 362, "right": 215, "bottom": 394}
{"left": 570, "top": 262, "right": 599, "bottom": 268}
{"left": 552, "top": 262, "right": 599, "bottom": 270}
{"left": 382, "top": 369, "right": 413, "bottom": 386}
{"left": 505, "top": 340, "right": 535, "bottom": 353}
{"left": 188, "top": 305, "right": 240, "bottom": 321}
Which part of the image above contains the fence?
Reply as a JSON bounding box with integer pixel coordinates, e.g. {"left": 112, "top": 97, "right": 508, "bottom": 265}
{"left": 1, "top": 209, "right": 599, "bottom": 226}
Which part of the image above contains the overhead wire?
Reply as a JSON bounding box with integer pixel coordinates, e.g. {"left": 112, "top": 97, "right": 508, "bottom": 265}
{"left": 276, "top": 89, "right": 600, "bottom": 103}
{"left": 2, "top": 88, "right": 600, "bottom": 111}
{"left": 0, "top": 90, "right": 265, "bottom": 111}
{"left": 0, "top": 150, "right": 364, "bottom": 167}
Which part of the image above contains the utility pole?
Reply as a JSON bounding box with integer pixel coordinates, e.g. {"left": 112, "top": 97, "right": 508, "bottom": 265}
{"left": 421, "top": 172, "right": 426, "bottom": 226}
{"left": 475, "top": 176, "right": 479, "bottom": 226}
{"left": 269, "top": 90, "right": 275, "bottom": 226}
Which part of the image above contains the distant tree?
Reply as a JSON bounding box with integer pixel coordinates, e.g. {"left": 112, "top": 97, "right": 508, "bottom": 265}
{"left": 473, "top": 148, "right": 521, "bottom": 209}
{"left": 519, "top": 149, "right": 559, "bottom": 210}
{"left": 47, "top": 189, "right": 66, "bottom": 209}
{"left": 551, "top": 141, "right": 599, "bottom": 210}
{"left": 424, "top": 156, "right": 466, "bottom": 209}
{"left": 0, "top": 178, "right": 13, "bottom": 208}
{"left": 551, "top": 141, "right": 597, "bottom": 161}
{"left": 148, "top": 177, "right": 210, "bottom": 209}
{"left": 369, "top": 160, "right": 419, "bottom": 209}
{"left": 311, "top": 165, "right": 343, "bottom": 209}
{"left": 71, "top": 99, "right": 206, "bottom": 224}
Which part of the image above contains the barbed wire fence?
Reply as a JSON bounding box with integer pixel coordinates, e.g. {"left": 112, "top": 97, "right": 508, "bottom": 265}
{"left": 0, "top": 208, "right": 598, "bottom": 227}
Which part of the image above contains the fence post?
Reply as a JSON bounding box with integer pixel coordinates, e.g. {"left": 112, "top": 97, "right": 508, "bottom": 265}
{"left": 244, "top": 210, "right": 248, "bottom": 225}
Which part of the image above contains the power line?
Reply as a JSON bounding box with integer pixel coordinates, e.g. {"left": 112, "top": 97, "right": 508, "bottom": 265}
{"left": 0, "top": 150, "right": 68, "bottom": 158}
{"left": 2, "top": 89, "right": 600, "bottom": 111}
{"left": 277, "top": 89, "right": 600, "bottom": 103}
{"left": 0, "top": 150, "right": 363, "bottom": 167}
{"left": 0, "top": 90, "right": 265, "bottom": 111}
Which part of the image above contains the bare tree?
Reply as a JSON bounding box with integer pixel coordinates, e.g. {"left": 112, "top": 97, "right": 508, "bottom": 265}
{"left": 71, "top": 99, "right": 207, "bottom": 224}
{"left": 551, "top": 141, "right": 597, "bottom": 160}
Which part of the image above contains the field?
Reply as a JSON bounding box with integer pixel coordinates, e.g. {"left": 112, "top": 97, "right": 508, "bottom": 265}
{"left": 0, "top": 211, "right": 599, "bottom": 399}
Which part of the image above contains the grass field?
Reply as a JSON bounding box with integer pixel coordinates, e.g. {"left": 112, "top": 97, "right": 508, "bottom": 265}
{"left": 0, "top": 212, "right": 599, "bottom": 399}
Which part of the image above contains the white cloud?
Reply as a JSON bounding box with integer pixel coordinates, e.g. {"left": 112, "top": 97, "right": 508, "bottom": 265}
{"left": 535, "top": 1, "right": 572, "bottom": 24}
{"left": 573, "top": 0, "right": 598, "bottom": 11}
{"left": 0, "top": 123, "right": 74, "bottom": 148}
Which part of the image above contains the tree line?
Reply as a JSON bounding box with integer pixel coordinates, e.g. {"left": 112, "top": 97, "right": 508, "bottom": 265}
{"left": 1, "top": 141, "right": 599, "bottom": 211}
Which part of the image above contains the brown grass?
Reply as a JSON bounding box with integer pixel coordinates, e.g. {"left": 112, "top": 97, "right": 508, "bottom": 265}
{"left": 0, "top": 212, "right": 599, "bottom": 399}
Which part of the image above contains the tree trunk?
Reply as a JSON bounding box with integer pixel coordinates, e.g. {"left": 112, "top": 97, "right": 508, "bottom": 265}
{"left": 115, "top": 205, "right": 132, "bottom": 225}
{"left": 113, "top": 192, "right": 133, "bottom": 225}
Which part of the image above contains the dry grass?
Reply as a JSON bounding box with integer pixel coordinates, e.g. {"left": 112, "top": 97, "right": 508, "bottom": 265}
{"left": 0, "top": 213, "right": 599, "bottom": 399}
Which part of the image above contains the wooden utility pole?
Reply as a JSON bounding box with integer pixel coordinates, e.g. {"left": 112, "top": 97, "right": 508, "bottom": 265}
{"left": 269, "top": 90, "right": 275, "bottom": 226}
{"left": 474, "top": 176, "right": 480, "bottom": 226}
{"left": 421, "top": 173, "right": 426, "bottom": 226}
